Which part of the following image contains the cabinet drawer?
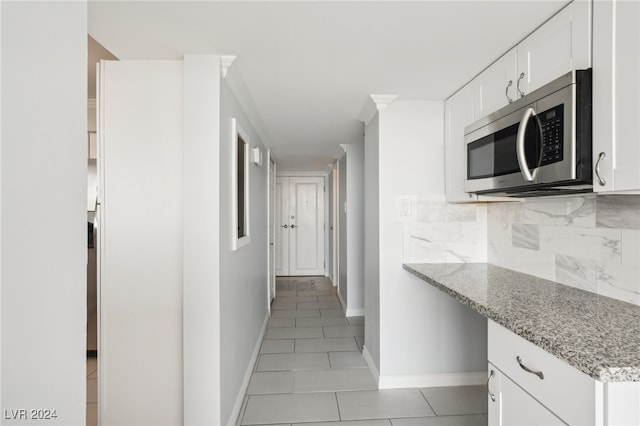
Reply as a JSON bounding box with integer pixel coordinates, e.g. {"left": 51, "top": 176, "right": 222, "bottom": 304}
{"left": 488, "top": 320, "right": 599, "bottom": 425}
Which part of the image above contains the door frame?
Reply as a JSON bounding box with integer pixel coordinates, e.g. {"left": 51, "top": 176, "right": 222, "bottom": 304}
{"left": 267, "top": 152, "right": 276, "bottom": 307}
{"left": 332, "top": 164, "right": 338, "bottom": 287}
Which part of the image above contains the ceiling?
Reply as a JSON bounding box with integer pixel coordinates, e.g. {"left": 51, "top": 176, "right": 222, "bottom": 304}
{"left": 88, "top": 0, "right": 570, "bottom": 171}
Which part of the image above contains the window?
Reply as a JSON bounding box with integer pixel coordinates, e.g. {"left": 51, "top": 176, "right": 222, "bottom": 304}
{"left": 232, "top": 118, "right": 250, "bottom": 249}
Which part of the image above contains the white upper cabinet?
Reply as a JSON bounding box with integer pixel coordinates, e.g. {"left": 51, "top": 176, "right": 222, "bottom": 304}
{"left": 517, "top": 0, "right": 591, "bottom": 96}
{"left": 593, "top": 0, "right": 640, "bottom": 193}
{"left": 445, "top": 83, "right": 477, "bottom": 203}
{"left": 473, "top": 48, "right": 517, "bottom": 120}
{"left": 472, "top": 1, "right": 591, "bottom": 121}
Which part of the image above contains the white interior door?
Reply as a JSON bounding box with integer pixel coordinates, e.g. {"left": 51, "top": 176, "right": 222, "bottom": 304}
{"left": 289, "top": 177, "right": 325, "bottom": 276}
{"left": 275, "top": 177, "right": 289, "bottom": 275}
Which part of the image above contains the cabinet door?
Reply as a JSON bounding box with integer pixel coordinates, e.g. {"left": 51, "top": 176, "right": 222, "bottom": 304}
{"left": 473, "top": 48, "right": 517, "bottom": 120}
{"left": 487, "top": 364, "right": 500, "bottom": 426}
{"left": 445, "top": 84, "right": 477, "bottom": 203}
{"left": 517, "top": 0, "right": 591, "bottom": 96}
{"left": 489, "top": 365, "right": 565, "bottom": 426}
{"left": 593, "top": 0, "right": 640, "bottom": 193}
{"left": 500, "top": 370, "right": 566, "bottom": 426}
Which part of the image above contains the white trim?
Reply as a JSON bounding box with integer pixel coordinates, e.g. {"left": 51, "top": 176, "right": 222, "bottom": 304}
{"left": 345, "top": 307, "right": 365, "bottom": 317}
{"left": 378, "top": 371, "right": 487, "bottom": 390}
{"left": 337, "top": 289, "right": 347, "bottom": 312}
{"left": 232, "top": 118, "right": 250, "bottom": 250}
{"left": 267, "top": 149, "right": 272, "bottom": 310}
{"left": 220, "top": 55, "right": 236, "bottom": 79}
{"left": 336, "top": 283, "right": 364, "bottom": 316}
{"left": 370, "top": 94, "right": 398, "bottom": 111}
{"left": 324, "top": 174, "right": 329, "bottom": 278}
{"left": 359, "top": 94, "right": 397, "bottom": 125}
{"left": 362, "top": 346, "right": 380, "bottom": 388}
{"left": 227, "top": 312, "right": 270, "bottom": 426}
{"left": 276, "top": 170, "right": 329, "bottom": 177}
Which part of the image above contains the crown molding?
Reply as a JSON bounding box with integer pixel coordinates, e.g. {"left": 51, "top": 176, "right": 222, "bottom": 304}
{"left": 220, "top": 55, "right": 236, "bottom": 79}
{"left": 358, "top": 94, "right": 397, "bottom": 125}
{"left": 370, "top": 94, "right": 398, "bottom": 110}
{"left": 222, "top": 58, "right": 273, "bottom": 149}
{"left": 277, "top": 171, "right": 329, "bottom": 177}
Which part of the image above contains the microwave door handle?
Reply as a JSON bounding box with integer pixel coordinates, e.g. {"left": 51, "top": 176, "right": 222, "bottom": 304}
{"left": 516, "top": 107, "right": 539, "bottom": 182}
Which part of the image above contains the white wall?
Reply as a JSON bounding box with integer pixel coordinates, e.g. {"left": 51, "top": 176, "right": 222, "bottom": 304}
{"left": 346, "top": 142, "right": 365, "bottom": 314}
{"left": 336, "top": 143, "right": 365, "bottom": 316}
{"left": 99, "top": 61, "right": 184, "bottom": 425}
{"left": 364, "top": 114, "right": 381, "bottom": 370}
{"left": 338, "top": 154, "right": 348, "bottom": 305}
{"left": 183, "top": 55, "right": 222, "bottom": 425}
{"left": 219, "top": 79, "right": 269, "bottom": 425}
{"left": 371, "top": 100, "right": 487, "bottom": 386}
{"left": 327, "top": 166, "right": 334, "bottom": 283}
{"left": 1, "top": 2, "right": 87, "bottom": 424}
{"left": 488, "top": 195, "right": 640, "bottom": 306}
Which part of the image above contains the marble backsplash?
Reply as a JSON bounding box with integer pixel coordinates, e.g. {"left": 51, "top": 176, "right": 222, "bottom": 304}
{"left": 487, "top": 195, "right": 640, "bottom": 306}
{"left": 398, "top": 195, "right": 487, "bottom": 264}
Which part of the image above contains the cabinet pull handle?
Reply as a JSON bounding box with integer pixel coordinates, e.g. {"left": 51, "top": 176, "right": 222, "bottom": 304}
{"left": 506, "top": 80, "right": 514, "bottom": 103}
{"left": 595, "top": 152, "right": 607, "bottom": 186}
{"left": 517, "top": 72, "right": 526, "bottom": 97}
{"left": 487, "top": 369, "right": 496, "bottom": 402}
{"left": 516, "top": 356, "right": 544, "bottom": 379}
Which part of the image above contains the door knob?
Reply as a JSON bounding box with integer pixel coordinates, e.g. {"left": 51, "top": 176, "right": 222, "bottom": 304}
{"left": 290, "top": 224, "right": 296, "bottom": 229}
{"left": 281, "top": 224, "right": 288, "bottom": 229}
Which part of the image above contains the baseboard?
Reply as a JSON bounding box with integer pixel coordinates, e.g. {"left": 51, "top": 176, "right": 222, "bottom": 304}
{"left": 337, "top": 290, "right": 347, "bottom": 312}
{"left": 345, "top": 307, "right": 365, "bottom": 317}
{"left": 228, "top": 311, "right": 269, "bottom": 426}
{"left": 378, "top": 371, "right": 487, "bottom": 389}
{"left": 336, "top": 291, "right": 364, "bottom": 317}
{"left": 362, "top": 346, "right": 380, "bottom": 388}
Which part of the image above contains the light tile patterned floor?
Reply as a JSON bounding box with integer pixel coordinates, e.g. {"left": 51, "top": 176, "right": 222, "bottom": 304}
{"left": 238, "top": 276, "right": 488, "bottom": 426}
{"left": 87, "top": 357, "right": 98, "bottom": 426}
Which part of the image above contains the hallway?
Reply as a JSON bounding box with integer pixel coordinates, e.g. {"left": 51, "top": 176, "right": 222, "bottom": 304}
{"left": 237, "top": 276, "right": 487, "bottom": 426}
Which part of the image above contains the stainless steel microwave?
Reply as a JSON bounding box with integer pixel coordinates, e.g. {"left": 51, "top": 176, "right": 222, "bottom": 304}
{"left": 464, "top": 69, "right": 592, "bottom": 197}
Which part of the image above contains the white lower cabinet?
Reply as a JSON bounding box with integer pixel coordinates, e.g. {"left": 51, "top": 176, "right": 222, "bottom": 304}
{"left": 488, "top": 363, "right": 564, "bottom": 426}
{"left": 487, "top": 320, "right": 640, "bottom": 426}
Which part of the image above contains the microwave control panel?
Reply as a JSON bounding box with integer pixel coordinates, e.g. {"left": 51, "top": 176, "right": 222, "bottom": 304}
{"left": 539, "top": 105, "right": 564, "bottom": 166}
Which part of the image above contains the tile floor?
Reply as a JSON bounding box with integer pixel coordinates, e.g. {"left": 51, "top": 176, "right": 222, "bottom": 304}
{"left": 87, "top": 356, "right": 98, "bottom": 426}
{"left": 237, "top": 276, "right": 488, "bottom": 426}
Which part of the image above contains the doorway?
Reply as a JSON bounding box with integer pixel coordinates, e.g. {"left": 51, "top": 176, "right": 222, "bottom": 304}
{"left": 275, "top": 176, "right": 325, "bottom": 276}
{"left": 268, "top": 158, "right": 276, "bottom": 302}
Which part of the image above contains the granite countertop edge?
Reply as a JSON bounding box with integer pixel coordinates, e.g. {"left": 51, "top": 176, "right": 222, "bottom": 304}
{"left": 403, "top": 263, "right": 640, "bottom": 383}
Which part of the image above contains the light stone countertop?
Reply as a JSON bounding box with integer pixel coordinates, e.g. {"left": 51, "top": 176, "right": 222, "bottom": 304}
{"left": 403, "top": 262, "right": 640, "bottom": 382}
